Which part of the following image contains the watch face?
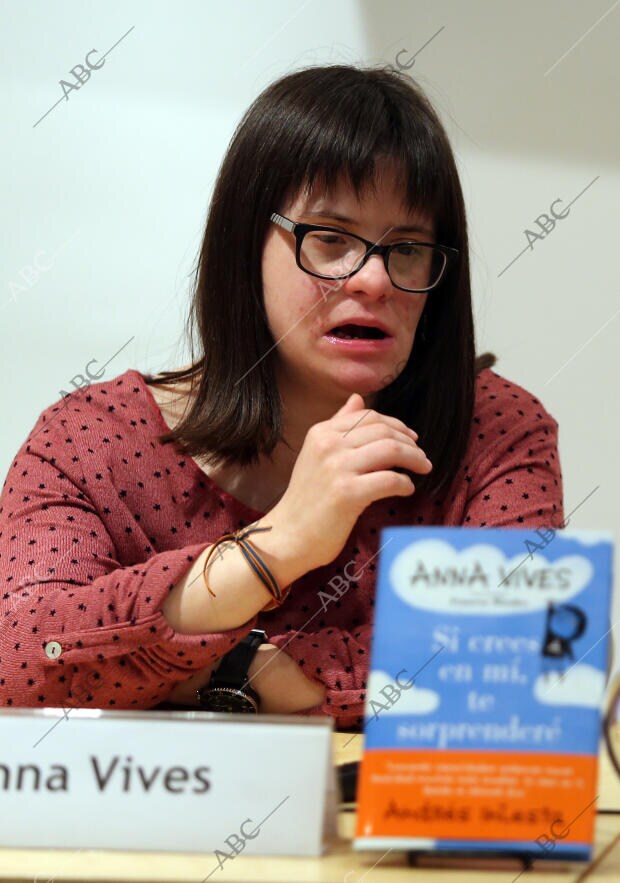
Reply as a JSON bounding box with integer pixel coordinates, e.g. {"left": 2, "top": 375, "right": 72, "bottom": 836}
{"left": 199, "top": 687, "right": 259, "bottom": 714}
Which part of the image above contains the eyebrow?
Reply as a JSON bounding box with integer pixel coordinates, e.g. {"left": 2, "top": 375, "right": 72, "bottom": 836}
{"left": 303, "top": 209, "right": 434, "bottom": 238}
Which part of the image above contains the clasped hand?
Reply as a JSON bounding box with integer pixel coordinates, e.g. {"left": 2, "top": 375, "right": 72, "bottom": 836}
{"left": 165, "top": 642, "right": 325, "bottom": 713}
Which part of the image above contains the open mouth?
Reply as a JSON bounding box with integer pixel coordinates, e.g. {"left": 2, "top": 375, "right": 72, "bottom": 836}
{"left": 328, "top": 324, "right": 387, "bottom": 340}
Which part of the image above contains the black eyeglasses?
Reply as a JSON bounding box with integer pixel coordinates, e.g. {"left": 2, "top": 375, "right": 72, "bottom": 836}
{"left": 270, "top": 212, "right": 459, "bottom": 293}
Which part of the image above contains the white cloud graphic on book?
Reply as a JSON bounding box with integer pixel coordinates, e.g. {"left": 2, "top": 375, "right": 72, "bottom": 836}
{"left": 533, "top": 664, "right": 605, "bottom": 707}
{"left": 389, "top": 538, "right": 593, "bottom": 615}
{"left": 366, "top": 669, "right": 440, "bottom": 715}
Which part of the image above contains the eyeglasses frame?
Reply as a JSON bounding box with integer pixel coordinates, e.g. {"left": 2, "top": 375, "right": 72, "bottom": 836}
{"left": 270, "top": 211, "right": 459, "bottom": 293}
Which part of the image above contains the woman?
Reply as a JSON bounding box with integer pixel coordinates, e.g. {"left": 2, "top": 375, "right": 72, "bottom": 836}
{"left": 0, "top": 65, "right": 563, "bottom": 729}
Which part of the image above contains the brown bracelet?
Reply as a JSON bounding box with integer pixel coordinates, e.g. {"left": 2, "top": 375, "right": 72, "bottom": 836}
{"left": 202, "top": 524, "right": 292, "bottom": 611}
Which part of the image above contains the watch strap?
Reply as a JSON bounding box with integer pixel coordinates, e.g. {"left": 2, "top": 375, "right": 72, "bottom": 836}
{"left": 208, "top": 629, "right": 267, "bottom": 688}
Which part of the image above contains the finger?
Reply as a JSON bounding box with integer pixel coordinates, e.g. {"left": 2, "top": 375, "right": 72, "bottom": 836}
{"left": 345, "top": 438, "right": 433, "bottom": 475}
{"left": 340, "top": 422, "right": 428, "bottom": 458}
{"left": 352, "top": 469, "right": 417, "bottom": 504}
{"left": 334, "top": 409, "right": 419, "bottom": 441}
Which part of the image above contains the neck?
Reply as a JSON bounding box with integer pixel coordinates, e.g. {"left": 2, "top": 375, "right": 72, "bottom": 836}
{"left": 274, "top": 371, "right": 378, "bottom": 465}
{"left": 155, "top": 366, "right": 378, "bottom": 510}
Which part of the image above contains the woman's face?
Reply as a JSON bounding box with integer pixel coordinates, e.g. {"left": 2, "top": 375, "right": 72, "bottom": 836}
{"left": 261, "top": 165, "right": 434, "bottom": 409}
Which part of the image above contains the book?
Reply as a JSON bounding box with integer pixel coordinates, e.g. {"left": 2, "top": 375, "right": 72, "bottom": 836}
{"left": 354, "top": 526, "right": 614, "bottom": 861}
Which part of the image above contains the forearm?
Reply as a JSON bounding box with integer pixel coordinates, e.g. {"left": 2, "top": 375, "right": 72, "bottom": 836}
{"left": 260, "top": 672, "right": 325, "bottom": 714}
{"left": 268, "top": 625, "right": 373, "bottom": 726}
{"left": 248, "top": 644, "right": 326, "bottom": 714}
{"left": 160, "top": 516, "right": 316, "bottom": 634}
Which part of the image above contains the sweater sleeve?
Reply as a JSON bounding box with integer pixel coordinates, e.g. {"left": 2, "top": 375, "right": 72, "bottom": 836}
{"left": 0, "top": 424, "right": 257, "bottom": 711}
{"left": 461, "top": 398, "right": 565, "bottom": 528}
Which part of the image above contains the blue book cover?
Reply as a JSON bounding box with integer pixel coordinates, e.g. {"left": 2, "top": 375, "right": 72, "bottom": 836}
{"left": 354, "top": 527, "right": 614, "bottom": 861}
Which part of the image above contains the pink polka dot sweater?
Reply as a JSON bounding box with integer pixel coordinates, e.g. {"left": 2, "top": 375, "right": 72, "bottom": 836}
{"left": 0, "top": 367, "right": 563, "bottom": 728}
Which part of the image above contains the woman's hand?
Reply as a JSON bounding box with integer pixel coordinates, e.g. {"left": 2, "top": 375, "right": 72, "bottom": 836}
{"left": 248, "top": 643, "right": 325, "bottom": 714}
{"left": 164, "top": 661, "right": 218, "bottom": 706}
{"left": 267, "top": 392, "right": 432, "bottom": 571}
{"left": 163, "top": 644, "right": 325, "bottom": 713}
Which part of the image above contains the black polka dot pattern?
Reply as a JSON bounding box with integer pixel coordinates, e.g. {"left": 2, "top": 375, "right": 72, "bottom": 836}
{"left": 0, "top": 367, "right": 563, "bottom": 728}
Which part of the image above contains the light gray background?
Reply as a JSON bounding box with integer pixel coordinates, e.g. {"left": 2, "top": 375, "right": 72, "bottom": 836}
{"left": 1, "top": 1, "right": 618, "bottom": 661}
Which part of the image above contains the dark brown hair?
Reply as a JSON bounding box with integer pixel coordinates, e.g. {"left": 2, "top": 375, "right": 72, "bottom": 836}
{"left": 143, "top": 64, "right": 496, "bottom": 499}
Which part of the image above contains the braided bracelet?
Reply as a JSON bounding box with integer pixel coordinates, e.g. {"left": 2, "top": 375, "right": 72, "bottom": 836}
{"left": 202, "top": 524, "right": 292, "bottom": 612}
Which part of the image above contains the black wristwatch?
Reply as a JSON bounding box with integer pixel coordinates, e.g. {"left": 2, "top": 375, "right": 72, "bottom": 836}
{"left": 197, "top": 629, "right": 268, "bottom": 713}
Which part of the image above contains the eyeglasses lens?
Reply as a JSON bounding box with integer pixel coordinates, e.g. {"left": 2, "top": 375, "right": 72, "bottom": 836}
{"left": 300, "top": 230, "right": 446, "bottom": 291}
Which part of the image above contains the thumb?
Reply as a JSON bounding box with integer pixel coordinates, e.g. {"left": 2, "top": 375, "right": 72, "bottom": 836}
{"left": 335, "top": 392, "right": 366, "bottom": 415}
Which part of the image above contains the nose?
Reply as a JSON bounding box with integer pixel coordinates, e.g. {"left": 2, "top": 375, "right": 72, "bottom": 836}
{"left": 343, "top": 251, "right": 393, "bottom": 300}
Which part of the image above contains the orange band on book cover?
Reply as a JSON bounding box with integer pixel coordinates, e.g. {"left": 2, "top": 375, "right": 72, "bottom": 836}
{"left": 355, "top": 749, "right": 598, "bottom": 844}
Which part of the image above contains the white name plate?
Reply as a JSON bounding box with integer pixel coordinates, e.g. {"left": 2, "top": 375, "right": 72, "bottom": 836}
{"left": 0, "top": 708, "right": 337, "bottom": 857}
